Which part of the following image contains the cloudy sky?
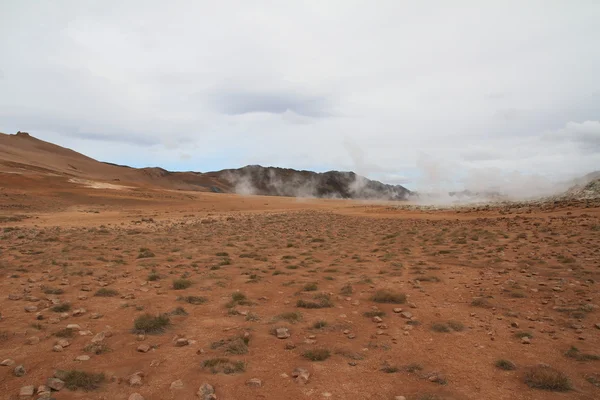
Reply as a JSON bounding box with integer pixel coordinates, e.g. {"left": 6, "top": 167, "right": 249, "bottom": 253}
{"left": 1, "top": 1, "right": 599, "bottom": 191}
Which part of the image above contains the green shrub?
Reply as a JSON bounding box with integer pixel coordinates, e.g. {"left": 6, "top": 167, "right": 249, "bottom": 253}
{"left": 133, "top": 313, "right": 170, "bottom": 334}
{"left": 371, "top": 290, "right": 406, "bottom": 304}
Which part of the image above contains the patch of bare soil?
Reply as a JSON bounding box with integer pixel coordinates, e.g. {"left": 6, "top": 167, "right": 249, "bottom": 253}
{"left": 0, "top": 185, "right": 599, "bottom": 400}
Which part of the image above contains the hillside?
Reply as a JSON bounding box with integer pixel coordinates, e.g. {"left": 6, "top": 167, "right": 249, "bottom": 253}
{"left": 0, "top": 131, "right": 410, "bottom": 200}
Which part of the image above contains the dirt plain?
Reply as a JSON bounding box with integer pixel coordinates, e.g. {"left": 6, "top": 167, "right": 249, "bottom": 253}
{"left": 1, "top": 170, "right": 600, "bottom": 400}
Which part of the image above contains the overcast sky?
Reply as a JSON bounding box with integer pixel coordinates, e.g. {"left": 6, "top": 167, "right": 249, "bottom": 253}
{"left": 1, "top": 1, "right": 599, "bottom": 191}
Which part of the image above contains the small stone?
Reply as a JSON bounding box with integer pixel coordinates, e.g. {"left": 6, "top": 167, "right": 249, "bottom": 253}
{"left": 52, "top": 345, "right": 64, "bottom": 352}
{"left": 400, "top": 311, "right": 413, "bottom": 319}
{"left": 197, "top": 383, "right": 216, "bottom": 400}
{"left": 14, "top": 364, "right": 26, "bottom": 377}
{"left": 24, "top": 305, "right": 38, "bottom": 313}
{"left": 66, "top": 324, "right": 81, "bottom": 330}
{"left": 75, "top": 355, "right": 91, "bottom": 361}
{"left": 595, "top": 323, "right": 600, "bottom": 330}
{"left": 90, "top": 313, "right": 103, "bottom": 319}
{"left": 91, "top": 332, "right": 106, "bottom": 343}
{"left": 395, "top": 396, "right": 407, "bottom": 400}
{"left": 1, "top": 359, "right": 15, "bottom": 366}
{"left": 46, "top": 378, "right": 65, "bottom": 391}
{"left": 246, "top": 378, "right": 262, "bottom": 387}
{"left": 8, "top": 294, "right": 23, "bottom": 300}
{"left": 128, "top": 394, "right": 145, "bottom": 400}
{"left": 72, "top": 308, "right": 86, "bottom": 316}
{"left": 276, "top": 328, "right": 290, "bottom": 339}
{"left": 137, "top": 344, "right": 151, "bottom": 353}
{"left": 511, "top": 321, "right": 519, "bottom": 328}
{"left": 25, "top": 336, "right": 40, "bottom": 345}
{"left": 347, "top": 333, "right": 356, "bottom": 339}
{"left": 56, "top": 339, "right": 70, "bottom": 348}
{"left": 129, "top": 373, "right": 143, "bottom": 387}
{"left": 292, "top": 367, "right": 310, "bottom": 385}
{"left": 393, "top": 308, "right": 402, "bottom": 313}
{"left": 175, "top": 338, "right": 189, "bottom": 347}
{"left": 19, "top": 385, "right": 34, "bottom": 397}
{"left": 372, "top": 316, "right": 383, "bottom": 323}
{"left": 521, "top": 337, "right": 531, "bottom": 344}
{"left": 285, "top": 342, "right": 296, "bottom": 350}
{"left": 170, "top": 379, "right": 184, "bottom": 390}
{"left": 36, "top": 385, "right": 51, "bottom": 397}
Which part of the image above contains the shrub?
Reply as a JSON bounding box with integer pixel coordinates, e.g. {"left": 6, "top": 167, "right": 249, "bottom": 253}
{"left": 94, "top": 288, "right": 119, "bottom": 297}
{"left": 172, "top": 279, "right": 192, "bottom": 290}
{"left": 226, "top": 292, "right": 252, "bottom": 307}
{"left": 147, "top": 272, "right": 160, "bottom": 281}
{"left": 179, "top": 295, "right": 207, "bottom": 305}
{"left": 431, "top": 323, "right": 451, "bottom": 333}
{"left": 371, "top": 290, "right": 406, "bottom": 304}
{"left": 297, "top": 293, "right": 333, "bottom": 309}
{"left": 381, "top": 365, "right": 399, "bottom": 373}
{"left": 565, "top": 346, "right": 600, "bottom": 361}
{"left": 171, "top": 306, "right": 188, "bottom": 316}
{"left": 202, "top": 358, "right": 245, "bottom": 374}
{"left": 133, "top": 313, "right": 170, "bottom": 334}
{"left": 61, "top": 370, "right": 105, "bottom": 391}
{"left": 303, "top": 348, "right": 331, "bottom": 361}
{"left": 303, "top": 282, "right": 318, "bottom": 291}
{"left": 275, "top": 311, "right": 302, "bottom": 323}
{"left": 514, "top": 331, "right": 533, "bottom": 339}
{"left": 225, "top": 338, "right": 249, "bottom": 355}
{"left": 495, "top": 359, "right": 516, "bottom": 370}
{"left": 43, "top": 287, "right": 64, "bottom": 295}
{"left": 84, "top": 343, "right": 110, "bottom": 355}
{"left": 313, "top": 320, "right": 328, "bottom": 329}
{"left": 137, "top": 248, "right": 155, "bottom": 258}
{"left": 524, "top": 365, "right": 571, "bottom": 391}
{"left": 54, "top": 328, "right": 75, "bottom": 338}
{"left": 471, "top": 297, "right": 493, "bottom": 308}
{"left": 447, "top": 321, "right": 464, "bottom": 332}
{"left": 51, "top": 303, "right": 71, "bottom": 313}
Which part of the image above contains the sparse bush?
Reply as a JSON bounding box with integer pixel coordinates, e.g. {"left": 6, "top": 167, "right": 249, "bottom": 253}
{"left": 495, "top": 359, "right": 516, "bottom": 370}
{"left": 51, "top": 303, "right": 71, "bottom": 313}
{"left": 202, "top": 358, "right": 245, "bottom": 374}
{"left": 137, "top": 248, "right": 155, "bottom": 258}
{"left": 565, "top": 346, "right": 600, "bottom": 361}
{"left": 172, "top": 279, "right": 192, "bottom": 290}
{"left": 381, "top": 365, "right": 399, "bottom": 373}
{"left": 147, "top": 272, "right": 160, "bottom": 281}
{"left": 179, "top": 295, "right": 207, "bottom": 305}
{"left": 313, "top": 320, "right": 328, "bottom": 329}
{"left": 171, "top": 306, "right": 188, "bottom": 316}
{"left": 297, "top": 293, "right": 333, "bottom": 309}
{"left": 133, "top": 313, "right": 170, "bottom": 334}
{"left": 303, "top": 348, "right": 331, "bottom": 361}
{"left": 225, "top": 338, "right": 249, "bottom": 355}
{"left": 471, "top": 297, "right": 493, "bottom": 308}
{"left": 303, "top": 282, "right": 318, "bottom": 291}
{"left": 447, "top": 321, "right": 464, "bottom": 332}
{"left": 61, "top": 370, "right": 105, "bottom": 391}
{"left": 524, "top": 365, "right": 571, "bottom": 391}
{"left": 371, "top": 290, "right": 406, "bottom": 304}
{"left": 340, "top": 283, "right": 353, "bottom": 295}
{"left": 431, "top": 323, "right": 451, "bottom": 333}
{"left": 406, "top": 363, "right": 423, "bottom": 373}
{"left": 43, "top": 287, "right": 64, "bottom": 295}
{"left": 226, "top": 292, "right": 252, "bottom": 307}
{"left": 54, "top": 328, "right": 75, "bottom": 338}
{"left": 514, "top": 331, "right": 533, "bottom": 339}
{"left": 84, "top": 343, "right": 111, "bottom": 355}
{"left": 94, "top": 288, "right": 119, "bottom": 297}
{"left": 275, "top": 311, "right": 302, "bottom": 323}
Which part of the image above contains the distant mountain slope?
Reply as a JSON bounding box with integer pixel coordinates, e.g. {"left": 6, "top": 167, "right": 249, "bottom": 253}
{"left": 0, "top": 131, "right": 410, "bottom": 200}
{"left": 206, "top": 165, "right": 411, "bottom": 200}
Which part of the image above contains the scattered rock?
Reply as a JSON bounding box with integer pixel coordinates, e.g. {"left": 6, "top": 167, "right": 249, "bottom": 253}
{"left": 400, "top": 311, "right": 413, "bottom": 319}
{"left": 137, "top": 344, "right": 151, "bottom": 353}
{"left": 175, "top": 338, "right": 189, "bottom": 347}
{"left": 393, "top": 308, "right": 402, "bottom": 313}
{"left": 91, "top": 331, "right": 106, "bottom": 343}
{"left": 521, "top": 337, "right": 531, "bottom": 344}
{"left": 292, "top": 367, "right": 310, "bottom": 384}
{"left": 276, "top": 328, "right": 290, "bottom": 339}
{"left": 129, "top": 373, "right": 143, "bottom": 387}
{"left": 14, "top": 364, "right": 26, "bottom": 377}
{"left": 24, "top": 305, "right": 38, "bottom": 313}
{"left": 246, "top": 378, "right": 262, "bottom": 387}
{"left": 1, "top": 359, "right": 15, "bottom": 366}
{"left": 25, "top": 336, "right": 40, "bottom": 345}
{"left": 197, "top": 383, "right": 217, "bottom": 399}
{"left": 128, "top": 394, "right": 145, "bottom": 400}
{"left": 19, "top": 385, "right": 35, "bottom": 398}
{"left": 75, "top": 355, "right": 91, "bottom": 361}
{"left": 56, "top": 339, "right": 70, "bottom": 348}
{"left": 170, "top": 379, "right": 184, "bottom": 390}
{"left": 46, "top": 378, "right": 65, "bottom": 391}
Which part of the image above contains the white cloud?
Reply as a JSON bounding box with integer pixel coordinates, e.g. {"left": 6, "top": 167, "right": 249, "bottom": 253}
{"left": 0, "top": 1, "right": 599, "bottom": 189}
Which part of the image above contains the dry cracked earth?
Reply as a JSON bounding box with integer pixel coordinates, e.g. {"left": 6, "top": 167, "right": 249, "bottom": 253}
{"left": 1, "top": 194, "right": 600, "bottom": 400}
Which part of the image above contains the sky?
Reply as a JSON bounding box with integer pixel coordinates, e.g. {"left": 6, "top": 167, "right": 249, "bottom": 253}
{"left": 1, "top": 1, "right": 599, "bottom": 192}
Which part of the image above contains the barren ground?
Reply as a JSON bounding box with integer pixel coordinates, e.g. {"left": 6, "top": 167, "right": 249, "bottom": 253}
{"left": 1, "top": 175, "right": 600, "bottom": 400}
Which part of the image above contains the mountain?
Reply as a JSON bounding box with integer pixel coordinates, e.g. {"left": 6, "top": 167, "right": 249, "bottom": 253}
{"left": 0, "top": 131, "right": 410, "bottom": 200}
{"left": 206, "top": 165, "right": 411, "bottom": 200}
